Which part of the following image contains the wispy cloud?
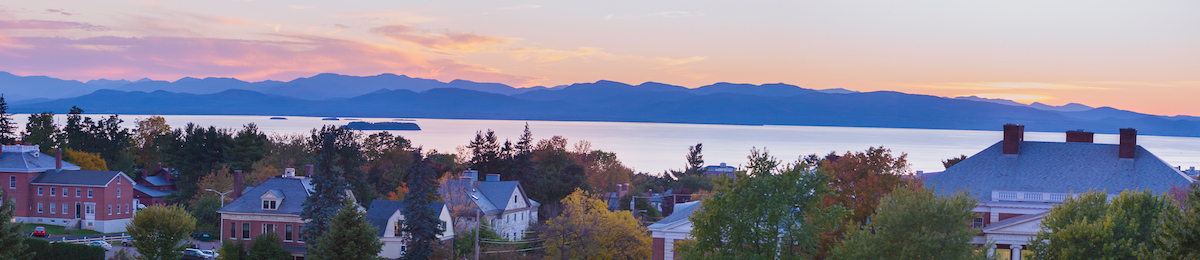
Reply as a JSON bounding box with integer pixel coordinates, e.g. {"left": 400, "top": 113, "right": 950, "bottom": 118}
{"left": 45, "top": 9, "right": 75, "bottom": 16}
{"left": 499, "top": 4, "right": 542, "bottom": 10}
{"left": 287, "top": 5, "right": 314, "bottom": 10}
{"left": 920, "top": 82, "right": 1111, "bottom": 91}
{"left": 959, "top": 93, "right": 1053, "bottom": 103}
{"left": 507, "top": 46, "right": 707, "bottom": 67}
{"left": 0, "top": 20, "right": 109, "bottom": 31}
{"left": 605, "top": 11, "right": 706, "bottom": 20}
{"left": 370, "top": 25, "right": 513, "bottom": 53}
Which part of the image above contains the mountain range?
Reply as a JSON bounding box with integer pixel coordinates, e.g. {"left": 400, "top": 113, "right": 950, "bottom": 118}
{"left": 5, "top": 72, "right": 1200, "bottom": 137}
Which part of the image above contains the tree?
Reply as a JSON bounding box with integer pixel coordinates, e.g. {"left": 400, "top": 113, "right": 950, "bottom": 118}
{"left": 1029, "top": 189, "right": 1176, "bottom": 260}
{"left": 676, "top": 148, "right": 846, "bottom": 260}
{"left": 942, "top": 154, "right": 968, "bottom": 169}
{"left": 161, "top": 124, "right": 234, "bottom": 201}
{"left": 1149, "top": 183, "right": 1200, "bottom": 259}
{"left": 247, "top": 232, "right": 291, "bottom": 260}
{"left": 308, "top": 202, "right": 384, "bottom": 260}
{"left": 126, "top": 205, "right": 197, "bottom": 260}
{"left": 217, "top": 239, "right": 246, "bottom": 260}
{"left": 402, "top": 150, "right": 446, "bottom": 260}
{"left": 62, "top": 106, "right": 91, "bottom": 151}
{"left": 529, "top": 136, "right": 589, "bottom": 219}
{"left": 453, "top": 218, "right": 502, "bottom": 259}
{"left": 0, "top": 190, "right": 33, "bottom": 260}
{"left": 543, "top": 189, "right": 652, "bottom": 260}
{"left": 821, "top": 146, "right": 913, "bottom": 226}
{"left": 108, "top": 248, "right": 135, "bottom": 260}
{"left": 300, "top": 131, "right": 352, "bottom": 244}
{"left": 585, "top": 150, "right": 633, "bottom": 193}
{"left": 0, "top": 95, "right": 16, "bottom": 144}
{"left": 363, "top": 132, "right": 413, "bottom": 201}
{"left": 831, "top": 185, "right": 988, "bottom": 260}
{"left": 63, "top": 148, "right": 108, "bottom": 171}
{"left": 230, "top": 124, "right": 269, "bottom": 171}
{"left": 132, "top": 116, "right": 171, "bottom": 173}
{"left": 685, "top": 143, "right": 704, "bottom": 176}
{"left": 22, "top": 112, "right": 58, "bottom": 153}
{"left": 307, "top": 126, "right": 371, "bottom": 205}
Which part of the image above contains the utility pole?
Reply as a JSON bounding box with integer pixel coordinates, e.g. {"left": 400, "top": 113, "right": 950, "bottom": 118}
{"left": 475, "top": 209, "right": 481, "bottom": 260}
{"left": 205, "top": 189, "right": 233, "bottom": 207}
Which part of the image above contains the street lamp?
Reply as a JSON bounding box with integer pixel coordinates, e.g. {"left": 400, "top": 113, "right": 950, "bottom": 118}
{"left": 205, "top": 189, "right": 233, "bottom": 208}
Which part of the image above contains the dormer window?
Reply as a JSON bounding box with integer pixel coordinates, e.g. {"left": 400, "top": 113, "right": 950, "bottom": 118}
{"left": 261, "top": 189, "right": 284, "bottom": 210}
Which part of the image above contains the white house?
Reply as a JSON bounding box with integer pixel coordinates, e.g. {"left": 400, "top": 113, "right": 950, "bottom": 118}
{"left": 460, "top": 170, "right": 540, "bottom": 240}
{"left": 647, "top": 201, "right": 701, "bottom": 260}
{"left": 366, "top": 199, "right": 455, "bottom": 259}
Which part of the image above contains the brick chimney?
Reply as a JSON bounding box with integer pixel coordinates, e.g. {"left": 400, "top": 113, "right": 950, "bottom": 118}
{"left": 1119, "top": 128, "right": 1137, "bottom": 159}
{"left": 233, "top": 170, "right": 244, "bottom": 198}
{"left": 305, "top": 164, "right": 314, "bottom": 177}
{"left": 1065, "top": 130, "right": 1094, "bottom": 143}
{"left": 55, "top": 149, "right": 63, "bottom": 171}
{"left": 1003, "top": 124, "right": 1024, "bottom": 155}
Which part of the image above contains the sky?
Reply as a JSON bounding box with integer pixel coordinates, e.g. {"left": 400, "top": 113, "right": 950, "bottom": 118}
{"left": 1, "top": 0, "right": 1198, "bottom": 115}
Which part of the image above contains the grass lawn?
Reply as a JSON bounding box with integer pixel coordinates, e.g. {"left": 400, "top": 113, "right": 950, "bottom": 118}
{"left": 20, "top": 223, "right": 105, "bottom": 236}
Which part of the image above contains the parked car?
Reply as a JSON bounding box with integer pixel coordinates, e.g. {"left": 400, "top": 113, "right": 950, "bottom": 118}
{"left": 31, "top": 226, "right": 47, "bottom": 237}
{"left": 201, "top": 249, "right": 219, "bottom": 259}
{"left": 120, "top": 237, "right": 135, "bottom": 246}
{"left": 191, "top": 232, "right": 213, "bottom": 242}
{"left": 182, "top": 248, "right": 213, "bottom": 260}
{"left": 86, "top": 241, "right": 113, "bottom": 251}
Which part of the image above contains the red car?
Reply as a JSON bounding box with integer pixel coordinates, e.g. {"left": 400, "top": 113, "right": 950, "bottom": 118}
{"left": 31, "top": 226, "right": 47, "bottom": 237}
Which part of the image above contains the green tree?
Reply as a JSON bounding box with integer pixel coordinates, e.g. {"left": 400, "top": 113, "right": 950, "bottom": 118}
{"left": 543, "top": 189, "right": 652, "bottom": 260}
{"left": 363, "top": 131, "right": 413, "bottom": 202}
{"left": 0, "top": 95, "right": 15, "bottom": 144}
{"left": 942, "top": 154, "right": 968, "bottom": 169}
{"left": 126, "top": 205, "right": 197, "bottom": 260}
{"left": 230, "top": 123, "right": 269, "bottom": 171}
{"left": 676, "top": 148, "right": 847, "bottom": 260}
{"left": 217, "top": 239, "right": 246, "bottom": 260}
{"left": 0, "top": 190, "right": 33, "bottom": 260}
{"left": 1029, "top": 189, "right": 1176, "bottom": 260}
{"left": 300, "top": 130, "right": 352, "bottom": 243}
{"left": 307, "top": 126, "right": 373, "bottom": 205}
{"left": 247, "top": 232, "right": 291, "bottom": 260}
{"left": 308, "top": 202, "right": 384, "bottom": 260}
{"left": 831, "top": 186, "right": 988, "bottom": 260}
{"left": 528, "top": 136, "right": 589, "bottom": 219}
{"left": 1148, "top": 184, "right": 1200, "bottom": 259}
{"left": 22, "top": 112, "right": 58, "bottom": 153}
{"left": 453, "top": 218, "right": 502, "bottom": 258}
{"left": 62, "top": 106, "right": 91, "bottom": 151}
{"left": 402, "top": 149, "right": 446, "bottom": 260}
{"left": 161, "top": 124, "right": 234, "bottom": 201}
{"left": 132, "top": 116, "right": 171, "bottom": 175}
{"left": 685, "top": 143, "right": 704, "bottom": 176}
{"left": 188, "top": 196, "right": 222, "bottom": 233}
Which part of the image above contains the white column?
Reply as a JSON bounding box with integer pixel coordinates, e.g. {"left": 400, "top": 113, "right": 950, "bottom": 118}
{"left": 1011, "top": 245, "right": 1023, "bottom": 260}
{"left": 987, "top": 245, "right": 996, "bottom": 258}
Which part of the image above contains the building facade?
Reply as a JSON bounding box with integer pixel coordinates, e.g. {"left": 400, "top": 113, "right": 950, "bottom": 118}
{"left": 460, "top": 170, "right": 540, "bottom": 240}
{"left": 2, "top": 144, "right": 136, "bottom": 233}
{"left": 366, "top": 199, "right": 455, "bottom": 259}
{"left": 218, "top": 171, "right": 314, "bottom": 260}
{"left": 648, "top": 201, "right": 701, "bottom": 260}
{"left": 923, "top": 125, "right": 1195, "bottom": 260}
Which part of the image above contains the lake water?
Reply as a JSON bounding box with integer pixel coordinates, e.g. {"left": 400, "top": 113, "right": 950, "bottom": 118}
{"left": 11, "top": 114, "right": 1200, "bottom": 174}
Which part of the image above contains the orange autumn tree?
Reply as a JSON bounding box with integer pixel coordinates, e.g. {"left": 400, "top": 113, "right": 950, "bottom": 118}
{"left": 388, "top": 182, "right": 408, "bottom": 201}
{"left": 818, "top": 146, "right": 915, "bottom": 256}
{"left": 64, "top": 148, "right": 107, "bottom": 171}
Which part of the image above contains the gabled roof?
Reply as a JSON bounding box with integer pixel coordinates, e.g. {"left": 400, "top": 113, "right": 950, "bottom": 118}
{"left": 365, "top": 199, "right": 446, "bottom": 237}
{"left": 477, "top": 181, "right": 521, "bottom": 210}
{"left": 648, "top": 201, "right": 702, "bottom": 230}
{"left": 142, "top": 175, "right": 173, "bottom": 187}
{"left": 218, "top": 177, "right": 312, "bottom": 215}
{"left": 0, "top": 146, "right": 81, "bottom": 172}
{"left": 926, "top": 141, "right": 1195, "bottom": 201}
{"left": 132, "top": 184, "right": 173, "bottom": 197}
{"left": 30, "top": 170, "right": 131, "bottom": 186}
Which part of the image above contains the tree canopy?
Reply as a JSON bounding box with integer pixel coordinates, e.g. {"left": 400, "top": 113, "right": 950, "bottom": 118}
{"left": 831, "top": 185, "right": 987, "bottom": 260}
{"left": 0, "top": 190, "right": 32, "bottom": 260}
{"left": 126, "top": 205, "right": 197, "bottom": 260}
{"left": 401, "top": 149, "right": 446, "bottom": 260}
{"left": 308, "top": 202, "right": 383, "bottom": 260}
{"left": 1029, "top": 189, "right": 1177, "bottom": 260}
{"left": 0, "top": 95, "right": 16, "bottom": 144}
{"left": 543, "top": 188, "right": 652, "bottom": 260}
{"left": 300, "top": 130, "right": 352, "bottom": 243}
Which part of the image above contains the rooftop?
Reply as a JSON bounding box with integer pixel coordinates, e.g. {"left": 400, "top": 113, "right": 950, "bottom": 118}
{"left": 31, "top": 170, "right": 130, "bottom": 187}
{"left": 0, "top": 145, "right": 81, "bottom": 172}
{"left": 218, "top": 177, "right": 312, "bottom": 215}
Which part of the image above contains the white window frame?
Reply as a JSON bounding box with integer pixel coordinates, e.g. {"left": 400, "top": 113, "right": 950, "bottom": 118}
{"left": 116, "top": 204, "right": 121, "bottom": 214}
{"left": 37, "top": 202, "right": 43, "bottom": 213}
{"left": 63, "top": 204, "right": 68, "bottom": 215}
{"left": 76, "top": 188, "right": 81, "bottom": 197}
{"left": 108, "top": 205, "right": 112, "bottom": 215}
{"left": 50, "top": 203, "right": 55, "bottom": 214}
{"left": 50, "top": 187, "right": 55, "bottom": 197}
{"left": 37, "top": 187, "right": 42, "bottom": 196}
{"left": 7, "top": 176, "right": 13, "bottom": 189}
{"left": 117, "top": 188, "right": 121, "bottom": 198}
{"left": 87, "top": 189, "right": 93, "bottom": 198}
{"left": 62, "top": 188, "right": 67, "bottom": 196}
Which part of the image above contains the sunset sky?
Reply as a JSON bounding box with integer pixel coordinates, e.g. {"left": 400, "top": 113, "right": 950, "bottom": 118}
{"left": 1, "top": 1, "right": 1198, "bottom": 115}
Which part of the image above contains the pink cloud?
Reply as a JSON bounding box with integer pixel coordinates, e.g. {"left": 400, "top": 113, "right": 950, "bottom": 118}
{"left": 0, "top": 20, "right": 109, "bottom": 31}
{"left": 45, "top": 9, "right": 75, "bottom": 16}
{"left": 370, "top": 25, "right": 512, "bottom": 53}
{"left": 0, "top": 35, "right": 539, "bottom": 86}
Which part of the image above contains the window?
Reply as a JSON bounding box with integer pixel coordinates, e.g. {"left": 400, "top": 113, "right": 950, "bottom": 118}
{"left": 62, "top": 204, "right": 68, "bottom": 215}
{"left": 116, "top": 205, "right": 121, "bottom": 214}
{"left": 298, "top": 225, "right": 305, "bottom": 243}
{"left": 262, "top": 200, "right": 277, "bottom": 210}
{"left": 38, "top": 187, "right": 43, "bottom": 196}
{"left": 50, "top": 188, "right": 55, "bottom": 197}
{"left": 230, "top": 222, "right": 237, "bottom": 239}
{"left": 76, "top": 188, "right": 81, "bottom": 197}
{"left": 242, "top": 223, "right": 250, "bottom": 239}
{"left": 394, "top": 221, "right": 402, "bottom": 237}
{"left": 401, "top": 245, "right": 407, "bottom": 252}
{"left": 50, "top": 203, "right": 55, "bottom": 213}
{"left": 85, "top": 204, "right": 94, "bottom": 214}
{"left": 514, "top": 196, "right": 517, "bottom": 203}
{"left": 117, "top": 177, "right": 120, "bottom": 184}
{"left": 285, "top": 225, "right": 293, "bottom": 241}
{"left": 7, "top": 176, "right": 13, "bottom": 189}
{"left": 108, "top": 205, "right": 112, "bottom": 215}
{"left": 117, "top": 188, "right": 121, "bottom": 198}
{"left": 262, "top": 224, "right": 275, "bottom": 236}
{"left": 126, "top": 203, "right": 130, "bottom": 213}
{"left": 87, "top": 189, "right": 93, "bottom": 198}
{"left": 37, "top": 203, "right": 42, "bottom": 213}
{"left": 973, "top": 217, "right": 985, "bottom": 228}
{"left": 62, "top": 188, "right": 67, "bottom": 196}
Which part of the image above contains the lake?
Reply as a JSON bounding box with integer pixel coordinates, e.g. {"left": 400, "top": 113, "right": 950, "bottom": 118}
{"left": 10, "top": 114, "right": 1200, "bottom": 174}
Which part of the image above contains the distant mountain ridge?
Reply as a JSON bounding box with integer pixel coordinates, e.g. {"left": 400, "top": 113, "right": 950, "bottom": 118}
{"left": 5, "top": 72, "right": 1200, "bottom": 137}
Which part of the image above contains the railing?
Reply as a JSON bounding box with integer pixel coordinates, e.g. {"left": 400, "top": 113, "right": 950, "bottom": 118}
{"left": 991, "top": 190, "right": 1074, "bottom": 203}
{"left": 53, "top": 234, "right": 129, "bottom": 244}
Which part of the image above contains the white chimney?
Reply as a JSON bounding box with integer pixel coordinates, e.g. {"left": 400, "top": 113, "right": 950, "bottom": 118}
{"left": 284, "top": 168, "right": 296, "bottom": 178}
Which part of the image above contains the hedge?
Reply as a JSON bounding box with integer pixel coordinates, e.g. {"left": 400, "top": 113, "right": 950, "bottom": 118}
{"left": 21, "top": 237, "right": 105, "bottom": 260}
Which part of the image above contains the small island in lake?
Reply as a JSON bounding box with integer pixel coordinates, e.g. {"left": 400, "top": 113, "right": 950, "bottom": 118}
{"left": 345, "top": 121, "right": 421, "bottom": 131}
{"left": 322, "top": 117, "right": 340, "bottom": 120}
{"left": 270, "top": 117, "right": 287, "bottom": 120}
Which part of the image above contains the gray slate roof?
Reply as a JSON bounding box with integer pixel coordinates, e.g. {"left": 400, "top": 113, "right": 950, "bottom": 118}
{"left": 132, "top": 184, "right": 173, "bottom": 197}
{"left": 31, "top": 170, "right": 129, "bottom": 186}
{"left": 925, "top": 141, "right": 1195, "bottom": 200}
{"left": 478, "top": 181, "right": 520, "bottom": 210}
{"left": 0, "top": 149, "right": 81, "bottom": 172}
{"left": 649, "top": 201, "right": 702, "bottom": 229}
{"left": 218, "top": 177, "right": 312, "bottom": 215}
{"left": 365, "top": 199, "right": 446, "bottom": 237}
{"left": 142, "top": 175, "right": 173, "bottom": 187}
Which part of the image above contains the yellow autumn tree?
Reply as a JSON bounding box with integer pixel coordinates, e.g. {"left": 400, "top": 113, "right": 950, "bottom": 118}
{"left": 543, "top": 189, "right": 651, "bottom": 260}
{"left": 63, "top": 148, "right": 107, "bottom": 171}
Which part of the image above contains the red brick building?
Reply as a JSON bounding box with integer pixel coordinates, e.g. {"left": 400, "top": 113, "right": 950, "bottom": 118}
{"left": 218, "top": 167, "right": 354, "bottom": 260}
{"left": 133, "top": 165, "right": 177, "bottom": 207}
{"left": 2, "top": 144, "right": 137, "bottom": 233}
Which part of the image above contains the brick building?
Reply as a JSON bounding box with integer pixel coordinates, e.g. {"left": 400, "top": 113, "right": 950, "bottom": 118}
{"left": 218, "top": 166, "right": 356, "bottom": 260}
{"left": 2, "top": 144, "right": 137, "bottom": 233}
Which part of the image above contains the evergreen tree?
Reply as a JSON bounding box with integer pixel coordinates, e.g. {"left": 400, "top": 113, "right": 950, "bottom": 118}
{"left": 467, "top": 129, "right": 503, "bottom": 175}
{"left": 685, "top": 143, "right": 704, "bottom": 176}
{"left": 247, "top": 232, "right": 291, "bottom": 260}
{"left": 308, "top": 202, "right": 384, "bottom": 260}
{"left": 161, "top": 124, "right": 233, "bottom": 201}
{"left": 300, "top": 131, "right": 351, "bottom": 244}
{"left": 0, "top": 95, "right": 16, "bottom": 144}
{"left": 0, "top": 190, "right": 33, "bottom": 260}
{"left": 402, "top": 150, "right": 446, "bottom": 260}
{"left": 22, "top": 112, "right": 58, "bottom": 153}
{"left": 230, "top": 123, "right": 269, "bottom": 171}
{"left": 62, "top": 106, "right": 91, "bottom": 151}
